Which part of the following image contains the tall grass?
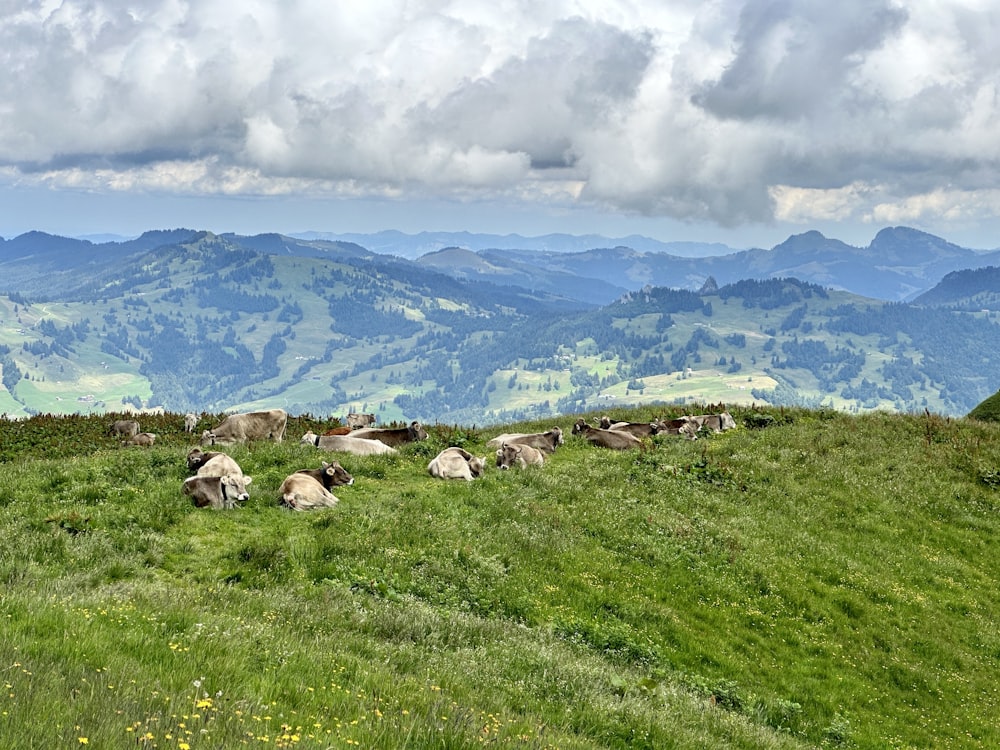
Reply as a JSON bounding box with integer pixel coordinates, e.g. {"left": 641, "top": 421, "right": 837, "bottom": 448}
{"left": 0, "top": 407, "right": 997, "bottom": 747}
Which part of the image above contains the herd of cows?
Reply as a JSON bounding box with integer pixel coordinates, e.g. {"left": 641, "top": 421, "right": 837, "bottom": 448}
{"left": 114, "top": 406, "right": 737, "bottom": 512}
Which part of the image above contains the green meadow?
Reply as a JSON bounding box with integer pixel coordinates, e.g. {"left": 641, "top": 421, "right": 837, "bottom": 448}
{"left": 0, "top": 406, "right": 997, "bottom": 748}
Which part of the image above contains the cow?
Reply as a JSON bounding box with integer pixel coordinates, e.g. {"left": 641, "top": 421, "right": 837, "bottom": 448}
{"left": 184, "top": 412, "right": 198, "bottom": 433}
{"left": 186, "top": 448, "right": 225, "bottom": 473}
{"left": 195, "top": 453, "right": 244, "bottom": 478}
{"left": 485, "top": 427, "right": 564, "bottom": 454}
{"left": 428, "top": 446, "right": 486, "bottom": 481}
{"left": 350, "top": 421, "right": 428, "bottom": 447}
{"left": 655, "top": 416, "right": 700, "bottom": 439}
{"left": 110, "top": 419, "right": 140, "bottom": 438}
{"left": 300, "top": 431, "right": 398, "bottom": 456}
{"left": 598, "top": 416, "right": 660, "bottom": 437}
{"left": 495, "top": 442, "right": 545, "bottom": 469}
{"left": 571, "top": 419, "right": 642, "bottom": 450}
{"left": 346, "top": 412, "right": 376, "bottom": 429}
{"left": 295, "top": 460, "right": 354, "bottom": 490}
{"left": 279, "top": 461, "right": 354, "bottom": 511}
{"left": 689, "top": 411, "right": 737, "bottom": 432}
{"left": 321, "top": 426, "right": 352, "bottom": 436}
{"left": 183, "top": 474, "right": 252, "bottom": 510}
{"left": 122, "top": 432, "right": 156, "bottom": 447}
{"left": 201, "top": 408, "right": 287, "bottom": 446}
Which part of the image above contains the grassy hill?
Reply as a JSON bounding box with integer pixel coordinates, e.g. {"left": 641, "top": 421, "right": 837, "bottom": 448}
{"left": 0, "top": 405, "right": 997, "bottom": 748}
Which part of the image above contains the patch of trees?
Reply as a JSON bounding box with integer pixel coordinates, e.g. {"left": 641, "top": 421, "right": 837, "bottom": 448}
{"left": 719, "top": 277, "right": 828, "bottom": 310}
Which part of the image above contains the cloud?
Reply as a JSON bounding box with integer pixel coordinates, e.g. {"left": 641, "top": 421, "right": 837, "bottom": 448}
{"left": 1, "top": 0, "right": 999, "bottom": 236}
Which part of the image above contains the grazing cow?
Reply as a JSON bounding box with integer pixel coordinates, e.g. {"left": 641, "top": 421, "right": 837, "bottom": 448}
{"left": 110, "top": 419, "right": 140, "bottom": 438}
{"left": 571, "top": 419, "right": 642, "bottom": 450}
{"left": 486, "top": 427, "right": 564, "bottom": 454}
{"left": 346, "top": 412, "right": 376, "bottom": 429}
{"left": 280, "top": 461, "right": 353, "bottom": 511}
{"left": 598, "top": 416, "right": 660, "bottom": 437}
{"left": 201, "top": 408, "right": 287, "bottom": 446}
{"left": 184, "top": 412, "right": 198, "bottom": 433}
{"left": 300, "top": 431, "right": 398, "bottom": 456}
{"left": 428, "top": 447, "right": 486, "bottom": 481}
{"left": 495, "top": 442, "right": 545, "bottom": 469}
{"left": 183, "top": 474, "right": 252, "bottom": 510}
{"left": 122, "top": 432, "right": 156, "bottom": 447}
{"left": 350, "top": 421, "right": 428, "bottom": 447}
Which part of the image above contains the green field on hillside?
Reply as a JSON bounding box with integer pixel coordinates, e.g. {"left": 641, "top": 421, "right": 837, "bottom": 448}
{"left": 0, "top": 406, "right": 997, "bottom": 748}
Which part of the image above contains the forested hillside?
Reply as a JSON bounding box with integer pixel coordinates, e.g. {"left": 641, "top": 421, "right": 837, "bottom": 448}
{"left": 1, "top": 231, "right": 1000, "bottom": 421}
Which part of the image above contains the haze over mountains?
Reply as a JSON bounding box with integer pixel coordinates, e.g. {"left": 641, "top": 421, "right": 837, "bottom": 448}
{"left": 0, "top": 224, "right": 999, "bottom": 422}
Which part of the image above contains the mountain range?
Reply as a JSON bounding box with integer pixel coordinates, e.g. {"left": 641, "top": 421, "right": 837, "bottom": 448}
{"left": 0, "top": 225, "right": 999, "bottom": 422}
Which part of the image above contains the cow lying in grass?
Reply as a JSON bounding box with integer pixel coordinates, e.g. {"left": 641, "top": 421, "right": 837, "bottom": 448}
{"left": 428, "top": 447, "right": 486, "bottom": 480}
{"left": 183, "top": 474, "right": 252, "bottom": 510}
{"left": 279, "top": 461, "right": 354, "bottom": 511}
{"left": 495, "top": 442, "right": 545, "bottom": 469}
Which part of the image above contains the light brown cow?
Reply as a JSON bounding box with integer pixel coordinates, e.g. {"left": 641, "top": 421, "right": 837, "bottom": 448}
{"left": 599, "top": 416, "right": 660, "bottom": 437}
{"left": 122, "top": 432, "right": 156, "bottom": 447}
{"left": 196, "top": 453, "right": 244, "bottom": 478}
{"left": 428, "top": 447, "right": 486, "bottom": 481}
{"left": 183, "top": 474, "right": 252, "bottom": 510}
{"left": 201, "top": 409, "right": 287, "bottom": 446}
{"left": 186, "top": 448, "right": 225, "bottom": 473}
{"left": 571, "top": 419, "right": 642, "bottom": 450}
{"left": 300, "top": 431, "right": 398, "bottom": 456}
{"left": 110, "top": 419, "right": 140, "bottom": 438}
{"left": 486, "top": 427, "right": 563, "bottom": 453}
{"left": 351, "top": 421, "right": 428, "bottom": 447}
{"left": 346, "top": 412, "right": 376, "bottom": 429}
{"left": 279, "top": 461, "right": 353, "bottom": 511}
{"left": 495, "top": 442, "right": 545, "bottom": 469}
{"left": 655, "top": 417, "right": 699, "bottom": 439}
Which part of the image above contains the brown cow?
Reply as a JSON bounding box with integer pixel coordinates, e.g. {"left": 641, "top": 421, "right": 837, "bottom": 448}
{"left": 280, "top": 461, "right": 353, "bottom": 511}
{"left": 571, "top": 419, "right": 642, "bottom": 450}
{"left": 495, "top": 442, "right": 545, "bottom": 469}
{"left": 122, "top": 432, "right": 156, "bottom": 447}
{"left": 321, "top": 426, "right": 352, "bottom": 436}
{"left": 351, "top": 421, "right": 428, "bottom": 447}
{"left": 428, "top": 447, "right": 486, "bottom": 481}
{"left": 486, "top": 426, "right": 563, "bottom": 453}
{"left": 201, "top": 409, "right": 287, "bottom": 446}
{"left": 183, "top": 474, "right": 252, "bottom": 510}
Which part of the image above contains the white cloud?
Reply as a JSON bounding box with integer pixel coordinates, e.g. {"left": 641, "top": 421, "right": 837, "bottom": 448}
{"left": 1, "top": 0, "right": 999, "bottom": 240}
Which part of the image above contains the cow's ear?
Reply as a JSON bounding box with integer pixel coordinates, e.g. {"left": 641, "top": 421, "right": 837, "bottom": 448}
{"left": 322, "top": 461, "right": 330, "bottom": 469}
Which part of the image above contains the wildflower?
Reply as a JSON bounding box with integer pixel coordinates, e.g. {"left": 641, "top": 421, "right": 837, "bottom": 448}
{"left": 77, "top": 738, "right": 88, "bottom": 745}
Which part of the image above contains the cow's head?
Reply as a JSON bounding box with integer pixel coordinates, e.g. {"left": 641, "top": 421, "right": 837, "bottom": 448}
{"left": 409, "top": 421, "right": 429, "bottom": 440}
{"left": 320, "top": 460, "right": 354, "bottom": 488}
{"left": 468, "top": 455, "right": 486, "bottom": 478}
{"left": 496, "top": 443, "right": 522, "bottom": 470}
{"left": 220, "top": 474, "right": 252, "bottom": 508}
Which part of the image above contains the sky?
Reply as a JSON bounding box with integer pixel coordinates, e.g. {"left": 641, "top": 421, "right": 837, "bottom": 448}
{"left": 2, "top": 0, "right": 1000, "bottom": 251}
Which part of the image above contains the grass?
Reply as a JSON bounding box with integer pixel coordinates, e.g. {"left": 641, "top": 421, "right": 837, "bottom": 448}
{"left": 0, "top": 406, "right": 998, "bottom": 747}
